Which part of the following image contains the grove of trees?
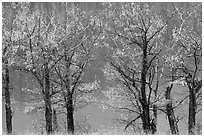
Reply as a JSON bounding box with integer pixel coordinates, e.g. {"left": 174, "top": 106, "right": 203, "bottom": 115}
{"left": 2, "top": 2, "right": 202, "bottom": 135}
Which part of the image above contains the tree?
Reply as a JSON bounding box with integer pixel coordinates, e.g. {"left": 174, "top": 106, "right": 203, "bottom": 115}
{"left": 2, "top": 39, "right": 13, "bottom": 135}
{"left": 100, "top": 3, "right": 175, "bottom": 133}
{"left": 170, "top": 3, "right": 202, "bottom": 134}
{"left": 11, "top": 2, "right": 61, "bottom": 134}
{"left": 160, "top": 53, "right": 183, "bottom": 134}
{"left": 11, "top": 3, "right": 101, "bottom": 134}
{"left": 50, "top": 4, "right": 101, "bottom": 134}
{"left": 2, "top": 2, "right": 21, "bottom": 134}
{"left": 163, "top": 69, "right": 180, "bottom": 134}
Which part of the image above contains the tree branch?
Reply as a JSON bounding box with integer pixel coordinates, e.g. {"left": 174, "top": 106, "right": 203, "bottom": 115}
{"left": 124, "top": 115, "right": 141, "bottom": 131}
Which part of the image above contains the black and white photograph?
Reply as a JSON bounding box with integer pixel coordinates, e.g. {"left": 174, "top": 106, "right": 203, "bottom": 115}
{"left": 2, "top": 1, "right": 202, "bottom": 135}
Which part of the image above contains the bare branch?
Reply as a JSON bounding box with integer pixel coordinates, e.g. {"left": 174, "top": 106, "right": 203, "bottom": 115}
{"left": 147, "top": 11, "right": 176, "bottom": 43}
{"left": 146, "top": 49, "right": 161, "bottom": 71}
{"left": 54, "top": 66, "right": 66, "bottom": 84}
{"left": 124, "top": 115, "right": 141, "bottom": 131}
{"left": 173, "top": 95, "right": 189, "bottom": 109}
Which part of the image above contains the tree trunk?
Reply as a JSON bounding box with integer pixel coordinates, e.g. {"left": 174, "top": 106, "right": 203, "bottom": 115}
{"left": 4, "top": 60, "right": 12, "bottom": 134}
{"left": 52, "top": 108, "right": 58, "bottom": 134}
{"left": 151, "top": 104, "right": 157, "bottom": 134}
{"left": 186, "top": 77, "right": 201, "bottom": 134}
{"left": 44, "top": 64, "right": 52, "bottom": 135}
{"left": 140, "top": 44, "right": 151, "bottom": 133}
{"left": 66, "top": 93, "right": 74, "bottom": 134}
{"left": 165, "top": 84, "right": 179, "bottom": 134}
{"left": 150, "top": 60, "right": 159, "bottom": 134}
{"left": 188, "top": 88, "right": 196, "bottom": 134}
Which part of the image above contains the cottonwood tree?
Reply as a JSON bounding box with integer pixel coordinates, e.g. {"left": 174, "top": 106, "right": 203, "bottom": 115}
{"left": 170, "top": 3, "right": 202, "bottom": 134}
{"left": 100, "top": 3, "right": 176, "bottom": 133}
{"left": 159, "top": 60, "right": 181, "bottom": 134}
{"left": 44, "top": 4, "right": 101, "bottom": 134}
{"left": 12, "top": 3, "right": 100, "bottom": 134}
{"left": 11, "top": 2, "right": 63, "bottom": 134}
{"left": 164, "top": 84, "right": 179, "bottom": 134}
{"left": 2, "top": 2, "right": 20, "bottom": 134}
{"left": 2, "top": 2, "right": 30, "bottom": 134}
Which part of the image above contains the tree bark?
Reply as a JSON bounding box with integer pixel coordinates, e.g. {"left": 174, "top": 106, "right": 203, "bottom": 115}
{"left": 165, "top": 84, "right": 179, "bottom": 134}
{"left": 152, "top": 81, "right": 158, "bottom": 134}
{"left": 4, "top": 60, "right": 12, "bottom": 134}
{"left": 44, "top": 64, "right": 52, "bottom": 135}
{"left": 140, "top": 44, "right": 151, "bottom": 133}
{"left": 52, "top": 108, "right": 58, "bottom": 133}
{"left": 151, "top": 104, "right": 157, "bottom": 134}
{"left": 186, "top": 76, "right": 201, "bottom": 135}
{"left": 188, "top": 87, "right": 196, "bottom": 135}
{"left": 66, "top": 93, "right": 74, "bottom": 134}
